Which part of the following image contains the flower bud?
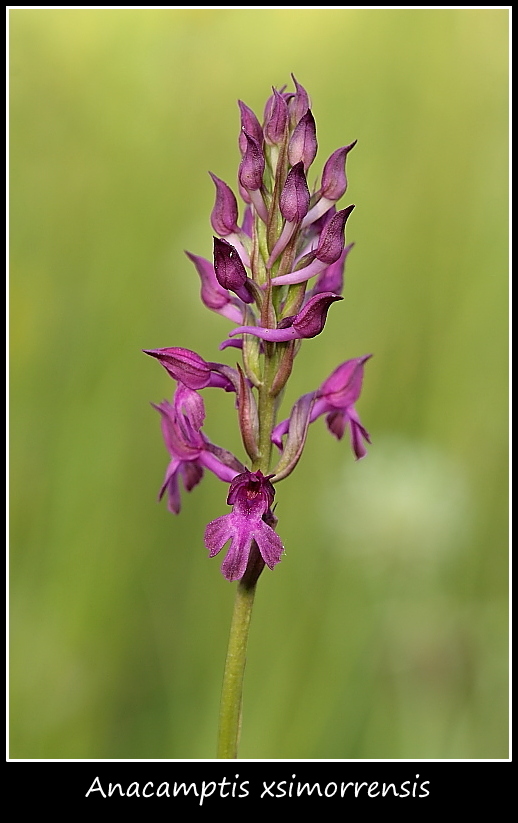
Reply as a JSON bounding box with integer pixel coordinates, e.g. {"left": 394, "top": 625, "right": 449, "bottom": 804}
{"left": 315, "top": 205, "right": 355, "bottom": 264}
{"left": 143, "top": 347, "right": 211, "bottom": 389}
{"left": 238, "top": 131, "right": 265, "bottom": 192}
{"left": 279, "top": 161, "right": 310, "bottom": 223}
{"left": 144, "top": 347, "right": 237, "bottom": 392}
{"left": 209, "top": 173, "right": 239, "bottom": 236}
{"left": 288, "top": 74, "right": 310, "bottom": 127}
{"left": 228, "top": 293, "right": 343, "bottom": 343}
{"left": 288, "top": 110, "right": 317, "bottom": 171}
{"left": 237, "top": 100, "right": 263, "bottom": 155}
{"left": 213, "top": 237, "right": 254, "bottom": 304}
{"left": 264, "top": 88, "right": 289, "bottom": 146}
{"left": 185, "top": 251, "right": 243, "bottom": 324}
{"left": 321, "top": 141, "right": 357, "bottom": 201}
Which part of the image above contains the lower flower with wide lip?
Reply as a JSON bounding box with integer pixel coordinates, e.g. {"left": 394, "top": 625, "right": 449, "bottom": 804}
{"left": 204, "top": 470, "right": 284, "bottom": 581}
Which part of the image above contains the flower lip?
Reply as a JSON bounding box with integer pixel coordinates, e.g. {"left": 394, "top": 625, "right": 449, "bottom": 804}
{"left": 204, "top": 469, "right": 283, "bottom": 581}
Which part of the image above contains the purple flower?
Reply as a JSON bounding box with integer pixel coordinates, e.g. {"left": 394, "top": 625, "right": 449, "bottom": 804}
{"left": 238, "top": 100, "right": 263, "bottom": 155}
{"left": 154, "top": 385, "right": 243, "bottom": 513}
{"left": 184, "top": 251, "right": 244, "bottom": 324}
{"left": 204, "top": 470, "right": 284, "bottom": 581}
{"left": 228, "top": 293, "right": 342, "bottom": 343}
{"left": 238, "top": 130, "right": 268, "bottom": 222}
{"left": 143, "top": 346, "right": 236, "bottom": 392}
{"left": 213, "top": 237, "right": 254, "bottom": 304}
{"left": 288, "top": 74, "right": 311, "bottom": 126}
{"left": 271, "top": 206, "right": 354, "bottom": 286}
{"left": 301, "top": 141, "right": 357, "bottom": 228}
{"left": 321, "top": 141, "right": 357, "bottom": 201}
{"left": 272, "top": 355, "right": 372, "bottom": 460}
{"left": 288, "top": 110, "right": 317, "bottom": 171}
{"left": 264, "top": 88, "right": 289, "bottom": 146}
{"left": 238, "top": 131, "right": 265, "bottom": 191}
{"left": 209, "top": 173, "right": 240, "bottom": 237}
{"left": 280, "top": 161, "right": 310, "bottom": 223}
{"left": 267, "top": 162, "right": 311, "bottom": 266}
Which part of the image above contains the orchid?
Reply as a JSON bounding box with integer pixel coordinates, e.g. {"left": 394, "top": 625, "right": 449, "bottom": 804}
{"left": 205, "top": 470, "right": 283, "bottom": 581}
{"left": 145, "top": 76, "right": 371, "bottom": 759}
{"left": 272, "top": 355, "right": 372, "bottom": 464}
{"left": 153, "top": 384, "right": 243, "bottom": 513}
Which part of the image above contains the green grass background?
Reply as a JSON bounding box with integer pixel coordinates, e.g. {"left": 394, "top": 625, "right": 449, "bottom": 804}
{"left": 9, "top": 8, "right": 508, "bottom": 759}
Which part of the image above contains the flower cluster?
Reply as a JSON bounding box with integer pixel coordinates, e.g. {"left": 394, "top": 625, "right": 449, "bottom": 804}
{"left": 146, "top": 76, "right": 371, "bottom": 581}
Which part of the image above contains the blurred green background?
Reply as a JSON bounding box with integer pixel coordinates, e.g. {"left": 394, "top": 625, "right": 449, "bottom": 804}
{"left": 9, "top": 8, "right": 508, "bottom": 759}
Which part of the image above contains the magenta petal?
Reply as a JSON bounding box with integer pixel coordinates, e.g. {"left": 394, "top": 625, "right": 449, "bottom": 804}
{"left": 180, "top": 460, "right": 204, "bottom": 493}
{"left": 270, "top": 256, "right": 327, "bottom": 287}
{"left": 144, "top": 347, "right": 211, "bottom": 390}
{"left": 228, "top": 324, "right": 298, "bottom": 343}
{"left": 253, "top": 522, "right": 284, "bottom": 570}
{"left": 220, "top": 532, "right": 254, "bottom": 581}
{"left": 204, "top": 514, "right": 234, "bottom": 558}
{"left": 162, "top": 465, "right": 182, "bottom": 514}
{"left": 158, "top": 458, "right": 180, "bottom": 501}
{"left": 200, "top": 450, "right": 240, "bottom": 483}
{"left": 153, "top": 401, "right": 202, "bottom": 460}
{"left": 205, "top": 471, "right": 281, "bottom": 580}
{"left": 174, "top": 384, "right": 206, "bottom": 430}
{"left": 185, "top": 251, "right": 230, "bottom": 311}
{"left": 325, "top": 409, "right": 346, "bottom": 440}
{"left": 219, "top": 338, "right": 244, "bottom": 351}
{"left": 320, "top": 354, "right": 372, "bottom": 408}
{"left": 271, "top": 417, "right": 289, "bottom": 450}
{"left": 348, "top": 407, "right": 371, "bottom": 460}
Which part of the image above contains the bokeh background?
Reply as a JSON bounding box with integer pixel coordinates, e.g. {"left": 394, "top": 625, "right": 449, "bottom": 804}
{"left": 9, "top": 8, "right": 508, "bottom": 759}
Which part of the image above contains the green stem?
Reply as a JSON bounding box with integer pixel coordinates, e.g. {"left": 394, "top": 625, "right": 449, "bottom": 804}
{"left": 216, "top": 576, "right": 258, "bottom": 759}
{"left": 253, "top": 349, "right": 280, "bottom": 471}
{"left": 217, "top": 348, "right": 278, "bottom": 759}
